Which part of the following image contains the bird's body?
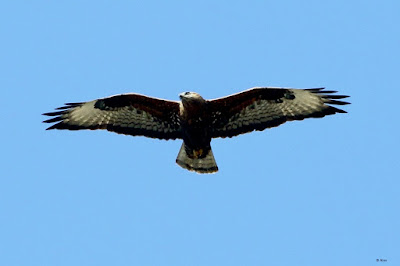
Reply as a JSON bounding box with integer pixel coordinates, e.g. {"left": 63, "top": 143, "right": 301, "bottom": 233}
{"left": 177, "top": 92, "right": 217, "bottom": 172}
{"left": 43, "top": 87, "right": 350, "bottom": 173}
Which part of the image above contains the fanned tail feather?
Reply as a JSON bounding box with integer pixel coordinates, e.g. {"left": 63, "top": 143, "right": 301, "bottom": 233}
{"left": 176, "top": 143, "right": 218, "bottom": 174}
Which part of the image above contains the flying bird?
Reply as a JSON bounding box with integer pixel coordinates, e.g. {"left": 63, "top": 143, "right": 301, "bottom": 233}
{"left": 43, "top": 87, "right": 350, "bottom": 173}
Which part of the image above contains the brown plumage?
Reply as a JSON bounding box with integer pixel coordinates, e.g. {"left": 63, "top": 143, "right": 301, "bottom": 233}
{"left": 43, "top": 87, "right": 350, "bottom": 173}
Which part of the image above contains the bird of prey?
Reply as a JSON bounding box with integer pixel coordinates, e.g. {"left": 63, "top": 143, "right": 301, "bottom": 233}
{"left": 43, "top": 87, "right": 350, "bottom": 173}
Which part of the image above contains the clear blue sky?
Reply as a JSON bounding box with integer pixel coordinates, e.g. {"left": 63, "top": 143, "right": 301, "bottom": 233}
{"left": 1, "top": 1, "right": 399, "bottom": 265}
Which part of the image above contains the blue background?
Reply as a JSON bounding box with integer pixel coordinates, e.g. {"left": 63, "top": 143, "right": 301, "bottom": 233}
{"left": 1, "top": 1, "right": 398, "bottom": 265}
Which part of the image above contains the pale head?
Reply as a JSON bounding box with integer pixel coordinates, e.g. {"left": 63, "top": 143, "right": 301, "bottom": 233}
{"left": 179, "top": 92, "right": 205, "bottom": 106}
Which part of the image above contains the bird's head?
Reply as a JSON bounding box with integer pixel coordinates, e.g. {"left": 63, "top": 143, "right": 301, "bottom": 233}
{"left": 179, "top": 92, "right": 205, "bottom": 106}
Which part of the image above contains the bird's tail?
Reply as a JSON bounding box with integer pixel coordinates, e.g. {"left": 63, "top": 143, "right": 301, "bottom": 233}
{"left": 176, "top": 143, "right": 218, "bottom": 174}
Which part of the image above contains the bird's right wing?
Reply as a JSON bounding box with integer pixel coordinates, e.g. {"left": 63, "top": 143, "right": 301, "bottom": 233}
{"left": 43, "top": 93, "right": 182, "bottom": 140}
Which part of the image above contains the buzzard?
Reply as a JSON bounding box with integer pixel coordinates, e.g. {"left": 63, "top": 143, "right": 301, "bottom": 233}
{"left": 43, "top": 87, "right": 350, "bottom": 173}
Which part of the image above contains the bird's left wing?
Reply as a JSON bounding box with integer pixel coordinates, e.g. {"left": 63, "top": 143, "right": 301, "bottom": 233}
{"left": 43, "top": 93, "right": 182, "bottom": 140}
{"left": 208, "top": 87, "right": 350, "bottom": 138}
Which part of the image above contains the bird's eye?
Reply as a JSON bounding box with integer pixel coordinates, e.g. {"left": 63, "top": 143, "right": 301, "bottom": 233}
{"left": 185, "top": 92, "right": 190, "bottom": 95}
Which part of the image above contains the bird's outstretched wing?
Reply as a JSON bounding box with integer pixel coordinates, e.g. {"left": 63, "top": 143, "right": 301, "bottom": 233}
{"left": 208, "top": 87, "right": 350, "bottom": 138}
{"left": 43, "top": 94, "right": 182, "bottom": 140}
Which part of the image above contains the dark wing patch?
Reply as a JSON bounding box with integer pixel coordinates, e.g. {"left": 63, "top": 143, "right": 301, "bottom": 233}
{"left": 43, "top": 94, "right": 182, "bottom": 140}
{"left": 208, "top": 87, "right": 350, "bottom": 138}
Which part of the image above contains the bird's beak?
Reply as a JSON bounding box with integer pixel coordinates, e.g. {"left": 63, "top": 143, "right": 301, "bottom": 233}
{"left": 179, "top": 93, "right": 185, "bottom": 100}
